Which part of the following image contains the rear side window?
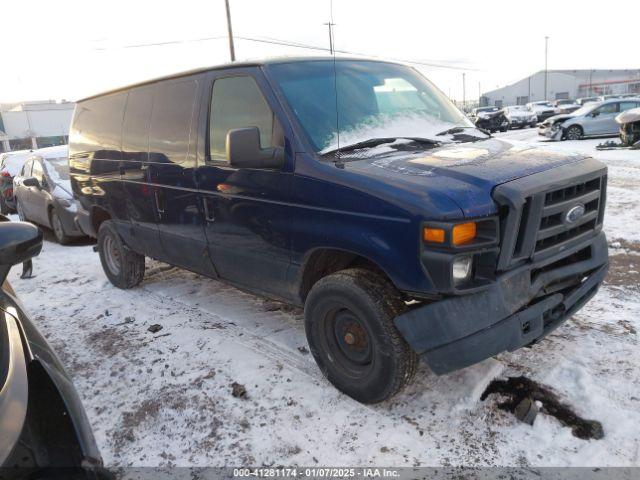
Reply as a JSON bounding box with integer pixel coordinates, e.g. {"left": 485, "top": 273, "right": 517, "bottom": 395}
{"left": 122, "top": 86, "right": 154, "bottom": 162}
{"left": 148, "top": 79, "right": 198, "bottom": 166}
{"left": 619, "top": 101, "right": 639, "bottom": 112}
{"left": 209, "top": 76, "right": 274, "bottom": 161}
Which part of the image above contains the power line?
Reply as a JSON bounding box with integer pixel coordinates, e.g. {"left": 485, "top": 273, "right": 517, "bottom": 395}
{"left": 94, "top": 34, "right": 478, "bottom": 71}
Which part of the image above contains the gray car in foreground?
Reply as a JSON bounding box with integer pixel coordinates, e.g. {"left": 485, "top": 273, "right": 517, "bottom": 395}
{"left": 539, "top": 98, "right": 640, "bottom": 140}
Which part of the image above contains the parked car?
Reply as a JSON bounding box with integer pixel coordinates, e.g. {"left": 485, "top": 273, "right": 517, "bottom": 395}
{"left": 0, "top": 217, "right": 107, "bottom": 477}
{"left": 616, "top": 107, "right": 640, "bottom": 148}
{"left": 474, "top": 108, "right": 509, "bottom": 132}
{"left": 0, "top": 150, "right": 32, "bottom": 214}
{"left": 502, "top": 105, "right": 538, "bottom": 128}
{"left": 469, "top": 106, "right": 499, "bottom": 121}
{"left": 539, "top": 98, "right": 640, "bottom": 140}
{"left": 552, "top": 99, "right": 580, "bottom": 114}
{"left": 70, "top": 57, "right": 609, "bottom": 403}
{"left": 576, "top": 96, "right": 599, "bottom": 105}
{"left": 13, "top": 145, "right": 85, "bottom": 244}
{"left": 525, "top": 101, "right": 556, "bottom": 122}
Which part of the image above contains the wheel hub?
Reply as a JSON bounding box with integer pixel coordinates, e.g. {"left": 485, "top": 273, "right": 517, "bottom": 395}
{"left": 333, "top": 311, "right": 372, "bottom": 365}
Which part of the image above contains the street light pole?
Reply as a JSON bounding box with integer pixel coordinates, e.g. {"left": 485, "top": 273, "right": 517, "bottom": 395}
{"left": 462, "top": 72, "right": 466, "bottom": 110}
{"left": 225, "top": 0, "right": 236, "bottom": 61}
{"left": 544, "top": 36, "right": 549, "bottom": 101}
{"left": 324, "top": 22, "right": 335, "bottom": 54}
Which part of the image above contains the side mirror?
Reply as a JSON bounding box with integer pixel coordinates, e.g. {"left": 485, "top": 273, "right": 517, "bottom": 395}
{"left": 23, "top": 177, "right": 40, "bottom": 188}
{"left": 0, "top": 220, "right": 43, "bottom": 267}
{"left": 226, "top": 127, "right": 284, "bottom": 169}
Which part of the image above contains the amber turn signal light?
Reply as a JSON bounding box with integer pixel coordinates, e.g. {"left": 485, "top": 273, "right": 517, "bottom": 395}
{"left": 452, "top": 222, "right": 477, "bottom": 245}
{"left": 423, "top": 227, "right": 445, "bottom": 243}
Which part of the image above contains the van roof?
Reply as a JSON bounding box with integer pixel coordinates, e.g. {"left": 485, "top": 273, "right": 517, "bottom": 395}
{"left": 77, "top": 56, "right": 402, "bottom": 102}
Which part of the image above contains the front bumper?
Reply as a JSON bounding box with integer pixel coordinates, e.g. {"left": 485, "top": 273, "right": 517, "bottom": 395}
{"left": 394, "top": 231, "right": 608, "bottom": 375}
{"left": 538, "top": 124, "right": 563, "bottom": 140}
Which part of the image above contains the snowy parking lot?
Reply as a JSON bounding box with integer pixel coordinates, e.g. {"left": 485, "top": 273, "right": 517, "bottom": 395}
{"left": 7, "top": 128, "right": 640, "bottom": 468}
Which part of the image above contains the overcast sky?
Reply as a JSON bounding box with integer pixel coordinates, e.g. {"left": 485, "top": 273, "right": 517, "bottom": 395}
{"left": 1, "top": 0, "right": 638, "bottom": 103}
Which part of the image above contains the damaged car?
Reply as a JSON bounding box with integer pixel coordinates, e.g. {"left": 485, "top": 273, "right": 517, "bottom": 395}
{"left": 0, "top": 150, "right": 32, "bottom": 215}
{"left": 503, "top": 105, "right": 538, "bottom": 129}
{"left": 538, "top": 98, "right": 640, "bottom": 140}
{"left": 69, "top": 57, "right": 609, "bottom": 404}
{"left": 616, "top": 107, "right": 640, "bottom": 148}
{"left": 473, "top": 108, "right": 509, "bottom": 133}
{"left": 0, "top": 217, "right": 108, "bottom": 478}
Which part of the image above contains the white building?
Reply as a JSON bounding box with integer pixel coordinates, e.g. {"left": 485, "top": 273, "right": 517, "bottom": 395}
{"left": 0, "top": 100, "right": 75, "bottom": 153}
{"left": 481, "top": 69, "right": 640, "bottom": 107}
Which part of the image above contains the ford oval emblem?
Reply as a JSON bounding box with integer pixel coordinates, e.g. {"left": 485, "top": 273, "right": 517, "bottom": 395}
{"left": 565, "top": 205, "right": 586, "bottom": 224}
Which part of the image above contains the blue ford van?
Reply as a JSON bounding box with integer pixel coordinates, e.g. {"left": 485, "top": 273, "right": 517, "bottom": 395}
{"left": 69, "top": 58, "right": 608, "bottom": 403}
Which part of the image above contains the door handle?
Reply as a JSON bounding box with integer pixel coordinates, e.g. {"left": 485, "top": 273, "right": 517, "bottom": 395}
{"left": 202, "top": 197, "right": 215, "bottom": 222}
{"left": 154, "top": 190, "right": 166, "bottom": 214}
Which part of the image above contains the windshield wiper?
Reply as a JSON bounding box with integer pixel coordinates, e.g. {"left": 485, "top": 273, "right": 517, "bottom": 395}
{"left": 321, "top": 137, "right": 441, "bottom": 157}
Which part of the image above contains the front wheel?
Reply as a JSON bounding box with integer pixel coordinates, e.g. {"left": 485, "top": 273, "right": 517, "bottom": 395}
{"left": 50, "top": 210, "right": 72, "bottom": 245}
{"left": 97, "top": 220, "right": 145, "bottom": 289}
{"left": 16, "top": 198, "right": 26, "bottom": 221}
{"left": 304, "top": 268, "right": 418, "bottom": 403}
{"left": 565, "top": 125, "right": 583, "bottom": 141}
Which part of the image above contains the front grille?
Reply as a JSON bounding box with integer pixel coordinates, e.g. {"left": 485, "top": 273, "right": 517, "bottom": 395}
{"left": 493, "top": 161, "right": 607, "bottom": 271}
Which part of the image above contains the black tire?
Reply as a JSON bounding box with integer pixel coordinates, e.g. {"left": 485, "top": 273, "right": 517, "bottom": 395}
{"left": 16, "top": 198, "right": 26, "bottom": 221}
{"left": 50, "top": 209, "right": 72, "bottom": 245}
{"left": 565, "top": 125, "right": 583, "bottom": 141}
{"left": 0, "top": 196, "right": 10, "bottom": 215}
{"left": 97, "top": 220, "right": 145, "bottom": 289}
{"left": 304, "top": 268, "right": 418, "bottom": 403}
{"left": 500, "top": 127, "right": 508, "bottom": 132}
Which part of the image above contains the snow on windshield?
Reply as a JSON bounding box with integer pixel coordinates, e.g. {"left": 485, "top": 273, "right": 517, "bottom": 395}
{"left": 319, "top": 112, "right": 458, "bottom": 154}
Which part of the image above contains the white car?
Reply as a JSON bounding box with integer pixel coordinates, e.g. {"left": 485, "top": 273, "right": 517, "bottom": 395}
{"left": 502, "top": 105, "right": 538, "bottom": 129}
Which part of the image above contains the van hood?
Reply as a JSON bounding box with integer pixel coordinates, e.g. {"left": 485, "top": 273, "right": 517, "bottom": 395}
{"left": 341, "top": 138, "right": 589, "bottom": 217}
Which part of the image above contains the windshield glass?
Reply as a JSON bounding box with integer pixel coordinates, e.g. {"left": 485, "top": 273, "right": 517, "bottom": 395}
{"left": 44, "top": 158, "right": 70, "bottom": 182}
{"left": 267, "top": 60, "right": 473, "bottom": 153}
{"left": 571, "top": 103, "right": 599, "bottom": 116}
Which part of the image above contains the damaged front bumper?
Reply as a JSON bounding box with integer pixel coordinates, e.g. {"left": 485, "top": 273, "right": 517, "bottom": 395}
{"left": 394, "top": 231, "right": 608, "bottom": 375}
{"left": 538, "top": 123, "right": 564, "bottom": 140}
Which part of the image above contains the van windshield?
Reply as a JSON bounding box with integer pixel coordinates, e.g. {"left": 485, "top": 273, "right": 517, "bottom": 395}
{"left": 267, "top": 60, "right": 474, "bottom": 154}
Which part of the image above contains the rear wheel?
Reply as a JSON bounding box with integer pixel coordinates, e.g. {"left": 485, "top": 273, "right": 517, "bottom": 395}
{"left": 50, "top": 209, "right": 71, "bottom": 245}
{"left": 0, "top": 196, "right": 10, "bottom": 215}
{"left": 97, "top": 220, "right": 145, "bottom": 289}
{"left": 304, "top": 268, "right": 418, "bottom": 403}
{"left": 565, "top": 125, "right": 583, "bottom": 140}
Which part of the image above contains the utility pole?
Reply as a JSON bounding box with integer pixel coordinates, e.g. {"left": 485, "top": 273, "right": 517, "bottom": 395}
{"left": 225, "top": 0, "right": 236, "bottom": 61}
{"left": 462, "top": 72, "right": 466, "bottom": 110}
{"left": 324, "top": 22, "right": 335, "bottom": 54}
{"left": 544, "top": 36, "right": 549, "bottom": 101}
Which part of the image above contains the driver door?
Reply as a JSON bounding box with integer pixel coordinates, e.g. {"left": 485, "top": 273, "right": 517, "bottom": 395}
{"left": 195, "top": 69, "right": 293, "bottom": 298}
{"left": 28, "top": 160, "right": 50, "bottom": 226}
{"left": 585, "top": 102, "right": 619, "bottom": 135}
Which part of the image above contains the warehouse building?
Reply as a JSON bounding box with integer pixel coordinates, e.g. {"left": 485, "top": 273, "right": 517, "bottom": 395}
{"left": 480, "top": 69, "right": 640, "bottom": 107}
{"left": 0, "top": 100, "right": 75, "bottom": 153}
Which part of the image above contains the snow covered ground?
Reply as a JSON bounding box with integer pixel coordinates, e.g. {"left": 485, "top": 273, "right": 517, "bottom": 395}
{"left": 7, "top": 128, "right": 640, "bottom": 468}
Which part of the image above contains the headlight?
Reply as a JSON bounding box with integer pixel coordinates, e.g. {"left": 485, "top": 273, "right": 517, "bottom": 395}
{"left": 452, "top": 255, "right": 473, "bottom": 283}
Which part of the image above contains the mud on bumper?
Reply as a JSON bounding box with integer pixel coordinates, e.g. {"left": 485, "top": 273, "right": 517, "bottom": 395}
{"left": 394, "top": 231, "right": 608, "bottom": 375}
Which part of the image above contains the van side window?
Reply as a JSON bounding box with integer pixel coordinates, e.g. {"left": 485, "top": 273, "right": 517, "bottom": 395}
{"left": 69, "top": 93, "right": 126, "bottom": 160}
{"left": 209, "top": 76, "right": 274, "bottom": 161}
{"left": 148, "top": 79, "right": 198, "bottom": 165}
{"left": 122, "top": 87, "right": 154, "bottom": 163}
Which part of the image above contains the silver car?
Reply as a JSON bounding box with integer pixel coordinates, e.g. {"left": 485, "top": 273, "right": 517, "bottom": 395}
{"left": 538, "top": 98, "right": 640, "bottom": 140}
